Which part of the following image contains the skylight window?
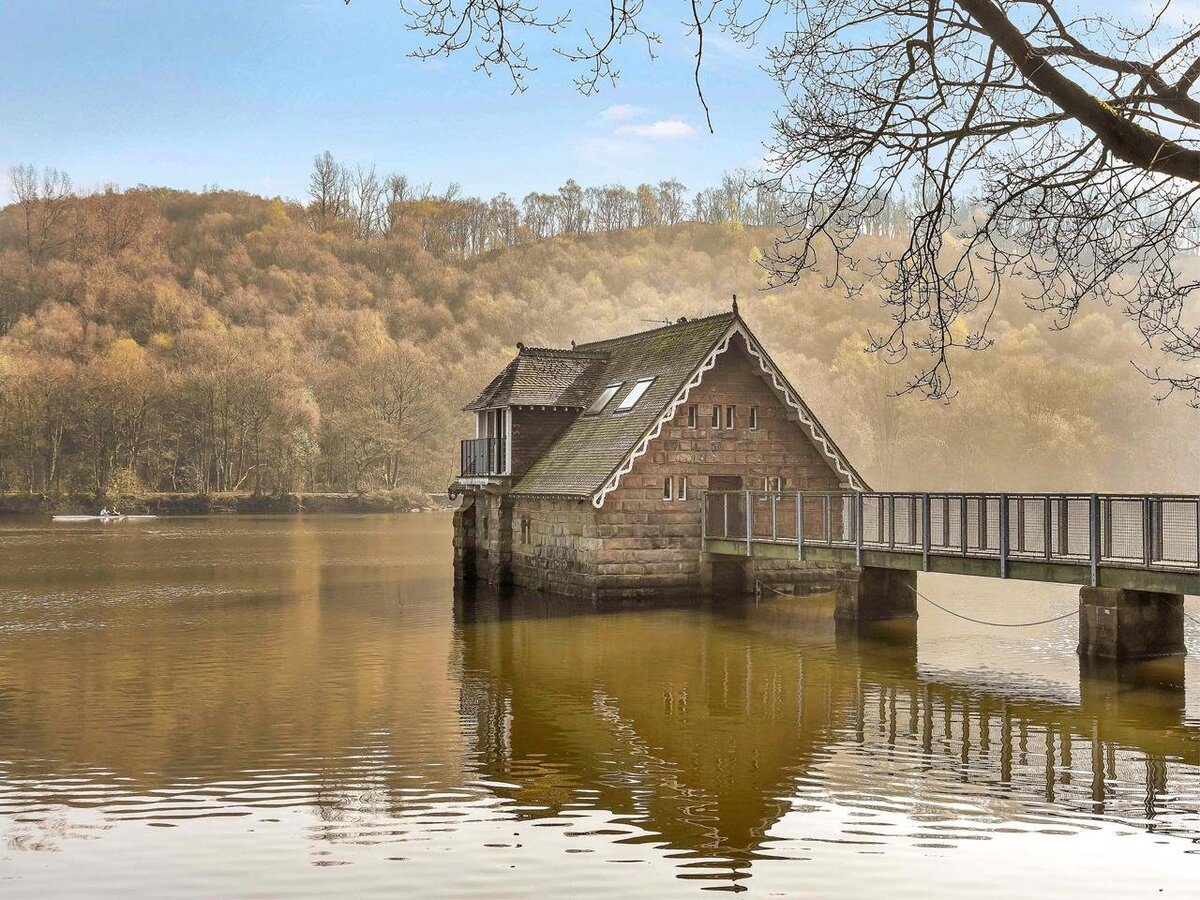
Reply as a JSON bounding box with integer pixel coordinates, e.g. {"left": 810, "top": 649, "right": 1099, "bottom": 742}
{"left": 615, "top": 377, "right": 654, "bottom": 412}
{"left": 585, "top": 383, "right": 622, "bottom": 415}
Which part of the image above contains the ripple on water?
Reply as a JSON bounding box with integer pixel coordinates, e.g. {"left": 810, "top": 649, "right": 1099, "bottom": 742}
{"left": 0, "top": 516, "right": 1197, "bottom": 898}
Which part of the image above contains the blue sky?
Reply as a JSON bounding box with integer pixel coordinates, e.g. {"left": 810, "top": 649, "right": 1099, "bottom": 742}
{"left": 1, "top": 1, "right": 780, "bottom": 201}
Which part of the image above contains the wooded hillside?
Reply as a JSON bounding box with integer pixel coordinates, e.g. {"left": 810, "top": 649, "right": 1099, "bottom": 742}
{"left": 0, "top": 179, "right": 1195, "bottom": 498}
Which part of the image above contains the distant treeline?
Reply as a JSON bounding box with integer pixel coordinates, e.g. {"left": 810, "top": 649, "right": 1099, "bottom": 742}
{"left": 302, "top": 151, "right": 914, "bottom": 257}
{"left": 0, "top": 168, "right": 1195, "bottom": 500}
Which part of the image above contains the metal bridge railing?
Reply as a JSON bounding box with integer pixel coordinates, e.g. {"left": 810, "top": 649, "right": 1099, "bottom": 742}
{"left": 701, "top": 491, "right": 1200, "bottom": 582}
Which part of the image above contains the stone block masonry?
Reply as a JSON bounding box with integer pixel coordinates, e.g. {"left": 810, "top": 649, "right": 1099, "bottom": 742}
{"left": 834, "top": 568, "right": 918, "bottom": 621}
{"left": 584, "top": 338, "right": 847, "bottom": 598}
{"left": 1078, "top": 587, "right": 1186, "bottom": 660}
{"left": 455, "top": 491, "right": 515, "bottom": 586}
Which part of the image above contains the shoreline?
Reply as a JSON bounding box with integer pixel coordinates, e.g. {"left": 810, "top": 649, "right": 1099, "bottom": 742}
{"left": 0, "top": 491, "right": 450, "bottom": 517}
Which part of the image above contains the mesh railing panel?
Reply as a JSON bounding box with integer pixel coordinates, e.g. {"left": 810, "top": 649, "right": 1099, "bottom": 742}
{"left": 700, "top": 492, "right": 1199, "bottom": 574}
{"left": 862, "top": 495, "right": 885, "bottom": 545}
{"left": 1051, "top": 498, "right": 1092, "bottom": 559}
{"left": 1157, "top": 499, "right": 1199, "bottom": 567}
{"left": 929, "top": 498, "right": 945, "bottom": 551}
{"left": 1103, "top": 498, "right": 1144, "bottom": 563}
{"left": 1009, "top": 496, "right": 1048, "bottom": 557}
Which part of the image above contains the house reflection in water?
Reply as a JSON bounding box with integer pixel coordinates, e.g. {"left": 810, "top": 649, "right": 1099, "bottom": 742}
{"left": 455, "top": 584, "right": 1198, "bottom": 880}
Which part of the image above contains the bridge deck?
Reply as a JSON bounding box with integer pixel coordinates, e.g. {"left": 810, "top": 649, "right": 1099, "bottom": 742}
{"left": 702, "top": 491, "right": 1200, "bottom": 596}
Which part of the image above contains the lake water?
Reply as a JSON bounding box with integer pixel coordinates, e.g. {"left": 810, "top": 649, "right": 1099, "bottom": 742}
{"left": 0, "top": 513, "right": 1197, "bottom": 897}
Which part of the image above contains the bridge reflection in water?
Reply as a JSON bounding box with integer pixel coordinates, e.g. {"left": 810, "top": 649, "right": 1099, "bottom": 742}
{"left": 456, "top": 583, "right": 1199, "bottom": 883}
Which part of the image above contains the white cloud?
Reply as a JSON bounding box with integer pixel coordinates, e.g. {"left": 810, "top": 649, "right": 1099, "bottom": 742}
{"left": 614, "top": 119, "right": 696, "bottom": 140}
{"left": 575, "top": 135, "right": 655, "bottom": 168}
{"left": 599, "top": 104, "right": 647, "bottom": 121}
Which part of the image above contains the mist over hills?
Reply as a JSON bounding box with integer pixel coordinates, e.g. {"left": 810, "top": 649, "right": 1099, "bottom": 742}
{"left": 0, "top": 184, "right": 1195, "bottom": 498}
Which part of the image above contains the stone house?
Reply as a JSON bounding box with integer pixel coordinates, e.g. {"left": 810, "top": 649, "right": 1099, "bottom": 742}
{"left": 451, "top": 305, "right": 867, "bottom": 600}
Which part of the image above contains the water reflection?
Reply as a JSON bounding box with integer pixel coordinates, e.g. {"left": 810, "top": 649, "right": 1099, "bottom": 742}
{"left": 0, "top": 517, "right": 471, "bottom": 859}
{"left": 457, "top": 582, "right": 1199, "bottom": 881}
{"left": 0, "top": 515, "right": 1196, "bottom": 897}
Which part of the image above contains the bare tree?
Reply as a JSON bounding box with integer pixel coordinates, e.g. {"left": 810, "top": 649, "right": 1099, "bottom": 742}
{"left": 306, "top": 151, "right": 348, "bottom": 232}
{"left": 91, "top": 185, "right": 153, "bottom": 256}
{"left": 657, "top": 179, "right": 689, "bottom": 225}
{"left": 635, "top": 183, "right": 660, "bottom": 227}
{"left": 763, "top": 0, "right": 1200, "bottom": 402}
{"left": 350, "top": 164, "right": 386, "bottom": 239}
{"left": 9, "top": 165, "right": 75, "bottom": 267}
{"left": 557, "top": 179, "right": 587, "bottom": 234}
{"left": 360, "top": 0, "right": 1200, "bottom": 403}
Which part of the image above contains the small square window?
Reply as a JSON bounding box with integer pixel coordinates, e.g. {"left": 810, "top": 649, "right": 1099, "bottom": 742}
{"left": 750, "top": 407, "right": 759, "bottom": 430}
{"left": 662, "top": 477, "right": 673, "bottom": 501}
{"left": 678, "top": 476, "right": 688, "bottom": 501}
{"left": 687, "top": 405, "right": 698, "bottom": 428}
{"left": 711, "top": 405, "right": 720, "bottom": 429}
{"left": 725, "top": 405, "right": 735, "bottom": 429}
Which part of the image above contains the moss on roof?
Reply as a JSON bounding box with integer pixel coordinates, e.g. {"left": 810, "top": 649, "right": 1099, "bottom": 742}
{"left": 461, "top": 310, "right": 864, "bottom": 499}
{"left": 464, "top": 348, "right": 610, "bottom": 411}
{"left": 512, "top": 312, "right": 737, "bottom": 497}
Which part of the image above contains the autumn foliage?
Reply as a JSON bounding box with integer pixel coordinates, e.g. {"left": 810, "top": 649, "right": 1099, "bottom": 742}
{"left": 0, "top": 173, "right": 1195, "bottom": 498}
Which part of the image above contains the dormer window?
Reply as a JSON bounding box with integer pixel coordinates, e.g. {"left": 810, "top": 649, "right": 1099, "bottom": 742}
{"left": 615, "top": 377, "right": 654, "bottom": 412}
{"left": 585, "top": 383, "right": 623, "bottom": 415}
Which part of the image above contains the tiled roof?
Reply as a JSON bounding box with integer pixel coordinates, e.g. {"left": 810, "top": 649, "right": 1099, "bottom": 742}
{"left": 464, "top": 347, "right": 610, "bottom": 410}
{"left": 513, "top": 313, "right": 738, "bottom": 497}
{"left": 463, "top": 310, "right": 865, "bottom": 501}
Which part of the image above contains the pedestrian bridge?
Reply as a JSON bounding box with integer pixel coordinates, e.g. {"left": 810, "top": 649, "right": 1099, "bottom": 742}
{"left": 702, "top": 491, "right": 1200, "bottom": 597}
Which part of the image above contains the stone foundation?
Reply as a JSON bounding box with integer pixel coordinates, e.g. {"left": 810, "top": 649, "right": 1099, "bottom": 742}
{"left": 1077, "top": 587, "right": 1186, "bottom": 660}
{"left": 510, "top": 496, "right": 601, "bottom": 599}
{"left": 452, "top": 497, "right": 477, "bottom": 582}
{"left": 750, "top": 558, "right": 847, "bottom": 598}
{"left": 454, "top": 491, "right": 515, "bottom": 586}
{"left": 834, "top": 567, "right": 918, "bottom": 621}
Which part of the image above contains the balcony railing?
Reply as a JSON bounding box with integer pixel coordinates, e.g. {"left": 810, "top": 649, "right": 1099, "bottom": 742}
{"left": 460, "top": 437, "right": 507, "bottom": 477}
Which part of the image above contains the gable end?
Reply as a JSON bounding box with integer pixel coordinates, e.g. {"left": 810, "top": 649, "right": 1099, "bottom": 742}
{"left": 590, "top": 319, "right": 866, "bottom": 508}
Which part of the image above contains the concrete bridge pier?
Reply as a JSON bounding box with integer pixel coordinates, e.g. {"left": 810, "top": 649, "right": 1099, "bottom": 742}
{"left": 834, "top": 567, "right": 917, "bottom": 622}
{"left": 1077, "top": 587, "right": 1186, "bottom": 661}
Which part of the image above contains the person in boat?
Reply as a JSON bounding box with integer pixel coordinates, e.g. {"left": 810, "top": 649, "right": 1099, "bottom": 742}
{"left": 100, "top": 507, "right": 109, "bottom": 517}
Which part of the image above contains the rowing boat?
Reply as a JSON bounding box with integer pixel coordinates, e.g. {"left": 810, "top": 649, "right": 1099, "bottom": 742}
{"left": 51, "top": 515, "right": 159, "bottom": 523}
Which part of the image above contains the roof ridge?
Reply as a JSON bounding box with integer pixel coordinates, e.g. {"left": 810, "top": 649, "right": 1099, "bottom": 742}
{"left": 575, "top": 310, "right": 735, "bottom": 350}
{"left": 518, "top": 346, "right": 608, "bottom": 358}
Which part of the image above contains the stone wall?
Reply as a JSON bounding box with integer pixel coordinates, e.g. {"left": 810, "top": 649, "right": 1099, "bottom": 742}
{"left": 509, "top": 497, "right": 601, "bottom": 599}
{"left": 455, "top": 490, "right": 514, "bottom": 585}
{"left": 452, "top": 497, "right": 477, "bottom": 582}
{"left": 591, "top": 336, "right": 847, "bottom": 598}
